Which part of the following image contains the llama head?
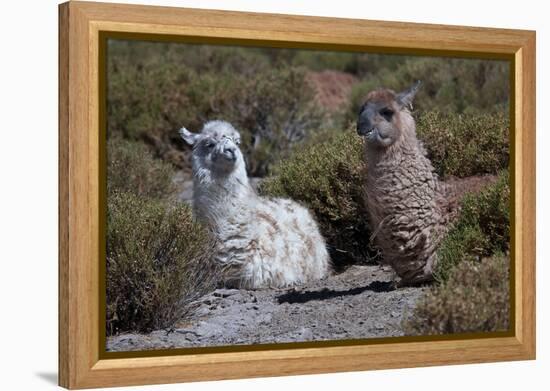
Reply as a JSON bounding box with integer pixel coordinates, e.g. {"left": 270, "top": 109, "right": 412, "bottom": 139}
{"left": 179, "top": 120, "right": 244, "bottom": 175}
{"left": 356, "top": 81, "right": 421, "bottom": 148}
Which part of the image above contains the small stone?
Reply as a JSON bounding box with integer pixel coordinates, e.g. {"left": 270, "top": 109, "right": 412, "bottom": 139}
{"left": 214, "top": 289, "right": 239, "bottom": 298}
{"left": 299, "top": 328, "right": 314, "bottom": 339}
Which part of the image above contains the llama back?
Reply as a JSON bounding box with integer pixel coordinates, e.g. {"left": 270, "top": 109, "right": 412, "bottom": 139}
{"left": 222, "top": 197, "right": 330, "bottom": 289}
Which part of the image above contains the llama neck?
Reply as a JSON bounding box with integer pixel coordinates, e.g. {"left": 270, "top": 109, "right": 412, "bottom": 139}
{"left": 366, "top": 117, "right": 422, "bottom": 172}
{"left": 191, "top": 162, "right": 256, "bottom": 227}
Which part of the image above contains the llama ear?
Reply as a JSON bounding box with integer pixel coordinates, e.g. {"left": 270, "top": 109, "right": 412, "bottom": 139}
{"left": 179, "top": 127, "right": 199, "bottom": 145}
{"left": 397, "top": 80, "right": 422, "bottom": 110}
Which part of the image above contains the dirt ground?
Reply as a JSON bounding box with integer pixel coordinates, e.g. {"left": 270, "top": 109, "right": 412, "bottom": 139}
{"left": 106, "top": 264, "right": 425, "bottom": 352}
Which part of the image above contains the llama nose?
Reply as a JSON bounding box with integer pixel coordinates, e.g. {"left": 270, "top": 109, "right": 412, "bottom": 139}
{"left": 357, "top": 118, "right": 371, "bottom": 136}
{"left": 223, "top": 145, "right": 237, "bottom": 160}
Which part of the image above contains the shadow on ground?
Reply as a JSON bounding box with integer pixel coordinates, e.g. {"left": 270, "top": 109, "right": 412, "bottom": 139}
{"left": 277, "top": 280, "right": 396, "bottom": 304}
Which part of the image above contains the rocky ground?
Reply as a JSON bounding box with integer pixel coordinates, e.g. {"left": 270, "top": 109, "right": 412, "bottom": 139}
{"left": 107, "top": 264, "right": 425, "bottom": 351}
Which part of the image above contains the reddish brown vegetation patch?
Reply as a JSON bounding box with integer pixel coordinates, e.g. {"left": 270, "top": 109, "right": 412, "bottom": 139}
{"left": 441, "top": 174, "right": 499, "bottom": 217}
{"left": 306, "top": 71, "right": 359, "bottom": 112}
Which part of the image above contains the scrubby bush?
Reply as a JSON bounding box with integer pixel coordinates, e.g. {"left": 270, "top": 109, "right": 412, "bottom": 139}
{"left": 109, "top": 40, "right": 271, "bottom": 78}
{"left": 348, "top": 57, "right": 509, "bottom": 118}
{"left": 345, "top": 52, "right": 405, "bottom": 77}
{"left": 435, "top": 170, "right": 510, "bottom": 282}
{"left": 107, "top": 41, "right": 243, "bottom": 165}
{"left": 416, "top": 111, "right": 509, "bottom": 178}
{"left": 404, "top": 254, "right": 510, "bottom": 335}
{"left": 223, "top": 66, "right": 326, "bottom": 176}
{"left": 106, "top": 191, "right": 219, "bottom": 335}
{"left": 107, "top": 138, "right": 177, "bottom": 199}
{"left": 260, "top": 129, "right": 377, "bottom": 266}
{"left": 106, "top": 135, "right": 219, "bottom": 335}
{"left": 108, "top": 40, "right": 327, "bottom": 175}
{"left": 107, "top": 57, "right": 198, "bottom": 168}
{"left": 289, "top": 50, "right": 359, "bottom": 73}
{"left": 108, "top": 40, "right": 511, "bottom": 178}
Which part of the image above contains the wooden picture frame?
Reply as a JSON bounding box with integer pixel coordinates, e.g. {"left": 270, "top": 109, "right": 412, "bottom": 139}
{"left": 58, "top": 1, "right": 536, "bottom": 389}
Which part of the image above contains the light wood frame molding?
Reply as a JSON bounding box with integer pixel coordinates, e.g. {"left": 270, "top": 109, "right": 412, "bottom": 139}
{"left": 58, "top": 1, "right": 536, "bottom": 389}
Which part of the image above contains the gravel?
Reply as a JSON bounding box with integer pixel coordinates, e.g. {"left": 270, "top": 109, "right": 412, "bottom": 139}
{"left": 107, "top": 264, "right": 425, "bottom": 352}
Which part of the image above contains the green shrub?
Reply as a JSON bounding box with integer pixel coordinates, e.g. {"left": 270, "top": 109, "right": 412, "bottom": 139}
{"left": 107, "top": 57, "right": 198, "bottom": 167}
{"left": 108, "top": 40, "right": 328, "bottom": 175}
{"left": 172, "top": 65, "right": 326, "bottom": 174}
{"left": 435, "top": 171, "right": 510, "bottom": 282}
{"left": 347, "top": 57, "right": 509, "bottom": 118}
{"left": 403, "top": 254, "right": 510, "bottom": 335}
{"left": 108, "top": 40, "right": 270, "bottom": 77}
{"left": 416, "top": 111, "right": 509, "bottom": 178}
{"left": 107, "top": 138, "right": 176, "bottom": 199}
{"left": 223, "top": 66, "right": 326, "bottom": 176}
{"left": 345, "top": 53, "right": 405, "bottom": 77}
{"left": 106, "top": 191, "right": 219, "bottom": 335}
{"left": 108, "top": 40, "right": 510, "bottom": 177}
{"left": 106, "top": 131, "right": 220, "bottom": 335}
{"left": 289, "top": 50, "right": 359, "bottom": 72}
{"left": 260, "top": 129, "right": 377, "bottom": 266}
{"left": 107, "top": 41, "right": 253, "bottom": 166}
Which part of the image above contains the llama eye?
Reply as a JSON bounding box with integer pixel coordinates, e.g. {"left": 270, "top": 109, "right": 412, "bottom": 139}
{"left": 205, "top": 141, "right": 215, "bottom": 149}
{"left": 380, "top": 108, "right": 394, "bottom": 120}
{"left": 235, "top": 139, "right": 241, "bottom": 146}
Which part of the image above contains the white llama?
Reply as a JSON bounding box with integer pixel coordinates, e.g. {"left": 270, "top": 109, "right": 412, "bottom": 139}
{"left": 180, "top": 120, "right": 331, "bottom": 289}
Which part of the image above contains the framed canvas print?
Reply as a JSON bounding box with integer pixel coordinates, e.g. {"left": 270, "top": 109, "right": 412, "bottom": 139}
{"left": 58, "top": 1, "right": 536, "bottom": 389}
